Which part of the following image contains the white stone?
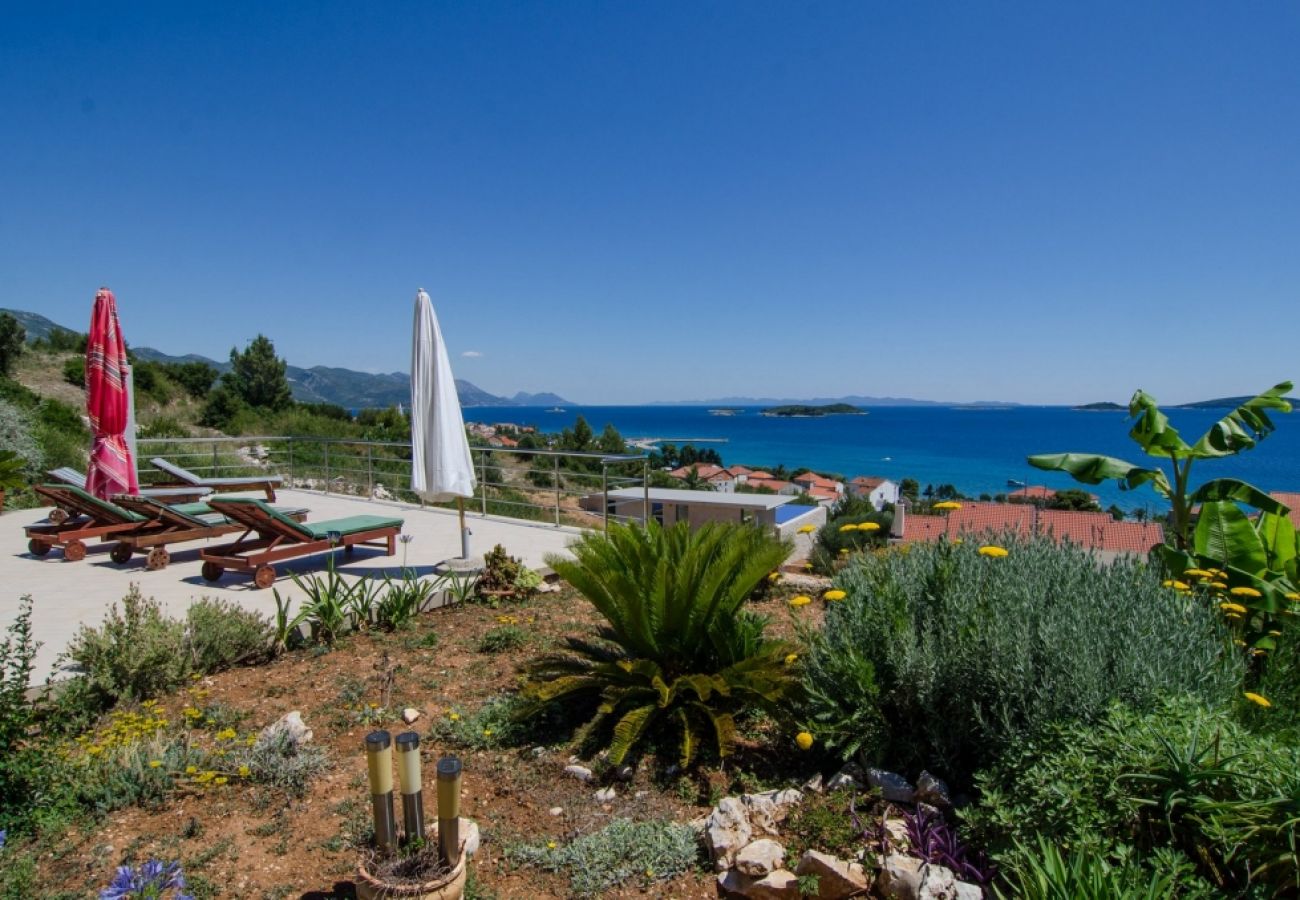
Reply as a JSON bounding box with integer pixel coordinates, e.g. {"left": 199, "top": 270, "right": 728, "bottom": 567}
{"left": 594, "top": 786, "right": 616, "bottom": 802}
{"left": 915, "top": 771, "right": 951, "bottom": 807}
{"left": 735, "top": 838, "right": 785, "bottom": 877}
{"left": 742, "top": 788, "right": 803, "bottom": 834}
{"left": 705, "top": 797, "right": 754, "bottom": 871}
{"left": 717, "top": 868, "right": 802, "bottom": 899}
{"left": 613, "top": 764, "right": 635, "bottom": 781}
{"left": 548, "top": 806, "right": 563, "bottom": 816}
{"left": 954, "top": 882, "right": 983, "bottom": 899}
{"left": 877, "top": 853, "right": 924, "bottom": 900}
{"left": 867, "top": 767, "right": 916, "bottom": 803}
{"left": 258, "top": 710, "right": 312, "bottom": 749}
{"left": 401, "top": 707, "right": 421, "bottom": 724}
{"left": 563, "top": 764, "right": 594, "bottom": 782}
{"left": 802, "top": 772, "right": 825, "bottom": 794}
{"left": 918, "top": 863, "right": 959, "bottom": 899}
{"left": 883, "top": 816, "right": 910, "bottom": 849}
{"left": 794, "top": 850, "right": 869, "bottom": 900}
{"left": 461, "top": 818, "right": 481, "bottom": 858}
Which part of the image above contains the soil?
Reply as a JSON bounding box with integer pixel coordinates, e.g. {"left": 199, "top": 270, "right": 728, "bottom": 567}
{"left": 32, "top": 581, "right": 832, "bottom": 899}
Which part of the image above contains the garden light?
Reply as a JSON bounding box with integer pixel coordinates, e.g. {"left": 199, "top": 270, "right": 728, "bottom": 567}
{"left": 364, "top": 730, "right": 398, "bottom": 853}
{"left": 396, "top": 731, "right": 426, "bottom": 844}
{"left": 436, "top": 755, "right": 463, "bottom": 867}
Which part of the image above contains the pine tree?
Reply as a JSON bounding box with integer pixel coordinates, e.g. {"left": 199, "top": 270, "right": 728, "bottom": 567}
{"left": 226, "top": 334, "right": 292, "bottom": 410}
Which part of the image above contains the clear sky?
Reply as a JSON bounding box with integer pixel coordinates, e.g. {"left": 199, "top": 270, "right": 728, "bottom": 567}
{"left": 2, "top": 3, "right": 1297, "bottom": 405}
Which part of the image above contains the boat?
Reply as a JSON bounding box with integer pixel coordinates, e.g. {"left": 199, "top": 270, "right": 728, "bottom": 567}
{"left": 546, "top": 407, "right": 565, "bottom": 413}
{"left": 1006, "top": 479, "right": 1026, "bottom": 488}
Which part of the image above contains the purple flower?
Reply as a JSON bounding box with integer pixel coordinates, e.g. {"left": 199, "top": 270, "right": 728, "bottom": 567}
{"left": 99, "top": 859, "right": 193, "bottom": 900}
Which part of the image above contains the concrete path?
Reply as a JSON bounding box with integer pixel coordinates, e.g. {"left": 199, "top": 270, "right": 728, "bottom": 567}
{"left": 2, "top": 489, "right": 583, "bottom": 682}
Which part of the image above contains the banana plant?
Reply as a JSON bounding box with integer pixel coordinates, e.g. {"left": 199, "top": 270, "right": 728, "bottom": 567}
{"left": 1028, "top": 383, "right": 1297, "bottom": 621}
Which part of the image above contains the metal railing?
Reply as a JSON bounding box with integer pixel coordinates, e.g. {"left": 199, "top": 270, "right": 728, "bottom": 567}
{"left": 134, "top": 435, "right": 650, "bottom": 531}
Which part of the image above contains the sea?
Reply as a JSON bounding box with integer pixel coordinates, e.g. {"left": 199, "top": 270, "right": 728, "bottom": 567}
{"left": 461, "top": 405, "right": 1300, "bottom": 514}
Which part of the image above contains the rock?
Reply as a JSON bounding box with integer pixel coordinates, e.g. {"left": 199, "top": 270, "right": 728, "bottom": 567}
{"left": 372, "top": 484, "right": 393, "bottom": 501}
{"left": 802, "top": 772, "right": 825, "bottom": 794}
{"left": 954, "top": 882, "right": 983, "bottom": 899}
{"left": 548, "top": 806, "right": 563, "bottom": 816}
{"left": 258, "top": 711, "right": 312, "bottom": 749}
{"left": 735, "top": 838, "right": 786, "bottom": 877}
{"left": 705, "top": 797, "right": 754, "bottom": 871}
{"left": 594, "top": 786, "right": 616, "bottom": 802}
{"left": 877, "top": 853, "right": 924, "bottom": 900}
{"left": 867, "top": 768, "right": 916, "bottom": 804}
{"left": 687, "top": 815, "right": 709, "bottom": 833}
{"left": 461, "top": 818, "right": 481, "bottom": 858}
{"left": 634, "top": 790, "right": 647, "bottom": 799}
{"left": 401, "top": 707, "right": 421, "bottom": 725}
{"left": 717, "top": 868, "right": 802, "bottom": 899}
{"left": 915, "top": 771, "right": 951, "bottom": 808}
{"left": 531, "top": 746, "right": 547, "bottom": 758}
{"left": 741, "top": 789, "right": 803, "bottom": 834}
{"left": 883, "top": 816, "right": 910, "bottom": 849}
{"left": 563, "top": 764, "right": 594, "bottom": 783}
{"left": 826, "top": 762, "right": 864, "bottom": 792}
{"left": 918, "top": 863, "right": 958, "bottom": 899}
{"left": 794, "top": 850, "right": 869, "bottom": 900}
{"left": 613, "top": 764, "right": 635, "bottom": 781}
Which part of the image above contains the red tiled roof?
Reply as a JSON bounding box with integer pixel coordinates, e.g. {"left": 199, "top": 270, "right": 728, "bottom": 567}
{"left": 1037, "top": 510, "right": 1165, "bottom": 554}
{"left": 746, "top": 477, "right": 794, "bottom": 493}
{"left": 794, "top": 472, "right": 840, "bottom": 490}
{"left": 747, "top": 471, "right": 774, "bottom": 480}
{"left": 669, "top": 464, "right": 725, "bottom": 480}
{"left": 727, "top": 465, "right": 753, "bottom": 476}
{"left": 808, "top": 488, "right": 839, "bottom": 500}
{"left": 851, "top": 476, "right": 887, "bottom": 489}
{"left": 900, "top": 502, "right": 1164, "bottom": 555}
{"left": 705, "top": 470, "right": 736, "bottom": 483}
{"left": 900, "top": 514, "right": 948, "bottom": 543}
{"left": 1270, "top": 492, "right": 1300, "bottom": 528}
{"left": 1008, "top": 485, "right": 1057, "bottom": 500}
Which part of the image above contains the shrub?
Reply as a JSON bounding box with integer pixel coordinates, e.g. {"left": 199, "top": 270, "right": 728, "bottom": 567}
{"left": 233, "top": 726, "right": 329, "bottom": 797}
{"left": 523, "top": 521, "right": 800, "bottom": 767}
{"left": 477, "top": 543, "right": 523, "bottom": 595}
{"left": 964, "top": 698, "right": 1299, "bottom": 895}
{"left": 61, "top": 356, "right": 84, "bottom": 387}
{"left": 802, "top": 537, "right": 1242, "bottom": 777}
{"left": 0, "top": 399, "right": 42, "bottom": 478}
{"left": 504, "top": 818, "right": 698, "bottom": 896}
{"left": 373, "top": 572, "right": 436, "bottom": 631}
{"left": 62, "top": 585, "right": 189, "bottom": 710}
{"left": 428, "top": 694, "right": 537, "bottom": 751}
{"left": 0, "top": 598, "right": 56, "bottom": 835}
{"left": 137, "top": 416, "right": 189, "bottom": 439}
{"left": 185, "top": 599, "right": 272, "bottom": 672}
{"left": 992, "top": 838, "right": 1207, "bottom": 900}
{"left": 478, "top": 625, "right": 528, "bottom": 654}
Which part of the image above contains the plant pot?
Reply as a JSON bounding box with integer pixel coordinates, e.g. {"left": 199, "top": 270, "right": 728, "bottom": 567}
{"left": 355, "top": 844, "right": 466, "bottom": 900}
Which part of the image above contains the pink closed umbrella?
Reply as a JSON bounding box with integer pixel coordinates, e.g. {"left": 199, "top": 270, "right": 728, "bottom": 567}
{"left": 84, "top": 287, "right": 139, "bottom": 499}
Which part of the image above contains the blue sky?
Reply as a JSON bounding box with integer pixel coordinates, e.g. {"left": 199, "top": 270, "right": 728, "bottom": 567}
{"left": 2, "top": 3, "right": 1297, "bottom": 405}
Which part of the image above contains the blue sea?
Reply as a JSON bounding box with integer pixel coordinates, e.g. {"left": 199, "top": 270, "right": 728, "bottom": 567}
{"left": 462, "top": 405, "right": 1300, "bottom": 514}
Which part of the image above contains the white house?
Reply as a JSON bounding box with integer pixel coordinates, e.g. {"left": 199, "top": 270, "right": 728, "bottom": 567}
{"left": 849, "top": 476, "right": 900, "bottom": 511}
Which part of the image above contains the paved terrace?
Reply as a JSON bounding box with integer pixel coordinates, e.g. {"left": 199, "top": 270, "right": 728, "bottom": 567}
{"left": 2, "top": 489, "right": 585, "bottom": 682}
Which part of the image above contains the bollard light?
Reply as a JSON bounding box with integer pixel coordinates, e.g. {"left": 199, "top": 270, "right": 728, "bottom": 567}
{"left": 436, "top": 755, "right": 463, "bottom": 867}
{"left": 364, "top": 730, "right": 398, "bottom": 853}
{"left": 395, "top": 731, "right": 426, "bottom": 844}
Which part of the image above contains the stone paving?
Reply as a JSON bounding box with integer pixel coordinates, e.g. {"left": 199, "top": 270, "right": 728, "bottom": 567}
{"left": 2, "top": 489, "right": 583, "bottom": 682}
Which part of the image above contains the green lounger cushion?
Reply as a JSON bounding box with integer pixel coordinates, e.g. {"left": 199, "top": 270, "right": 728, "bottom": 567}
{"left": 40, "top": 484, "right": 146, "bottom": 522}
{"left": 302, "top": 516, "right": 403, "bottom": 539}
{"left": 209, "top": 497, "right": 400, "bottom": 541}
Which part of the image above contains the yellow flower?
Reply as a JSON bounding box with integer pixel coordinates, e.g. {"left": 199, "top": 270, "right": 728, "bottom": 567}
{"left": 858, "top": 522, "right": 881, "bottom": 531}
{"left": 215, "top": 728, "right": 237, "bottom": 741}
{"left": 185, "top": 765, "right": 198, "bottom": 775}
{"left": 797, "top": 525, "right": 816, "bottom": 534}
{"left": 933, "top": 501, "right": 962, "bottom": 510}
{"left": 795, "top": 731, "right": 814, "bottom": 751}
{"left": 1230, "top": 586, "right": 1262, "bottom": 599}
{"left": 1244, "top": 692, "right": 1272, "bottom": 708}
{"left": 183, "top": 707, "right": 201, "bottom": 719}
{"left": 839, "top": 524, "right": 858, "bottom": 532}
{"left": 148, "top": 760, "right": 162, "bottom": 769}
{"left": 1209, "top": 582, "right": 1228, "bottom": 591}
{"left": 784, "top": 653, "right": 798, "bottom": 665}
{"left": 789, "top": 595, "right": 812, "bottom": 608}
{"left": 823, "top": 589, "right": 847, "bottom": 601}
{"left": 87, "top": 745, "right": 104, "bottom": 756}
{"left": 482, "top": 729, "right": 493, "bottom": 737}
{"left": 803, "top": 563, "right": 813, "bottom": 571}
{"left": 1233, "top": 639, "right": 1247, "bottom": 647}
{"left": 214, "top": 776, "right": 228, "bottom": 786}
{"left": 547, "top": 841, "right": 557, "bottom": 850}
{"left": 978, "top": 546, "right": 1009, "bottom": 558}
{"left": 449, "top": 712, "right": 460, "bottom": 721}
{"left": 767, "top": 572, "right": 781, "bottom": 582}
{"left": 1219, "top": 602, "right": 1248, "bottom": 614}
{"left": 1286, "top": 592, "right": 1300, "bottom": 602}
{"left": 1182, "top": 568, "right": 1211, "bottom": 579}
{"left": 238, "top": 765, "right": 251, "bottom": 777}
{"left": 1268, "top": 630, "right": 1282, "bottom": 637}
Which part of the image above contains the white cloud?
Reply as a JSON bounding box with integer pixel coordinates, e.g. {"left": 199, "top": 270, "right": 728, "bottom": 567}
{"left": 461, "top": 350, "right": 483, "bottom": 358}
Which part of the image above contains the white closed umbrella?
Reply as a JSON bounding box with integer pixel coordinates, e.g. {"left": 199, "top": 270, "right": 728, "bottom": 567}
{"left": 410, "top": 288, "right": 477, "bottom": 558}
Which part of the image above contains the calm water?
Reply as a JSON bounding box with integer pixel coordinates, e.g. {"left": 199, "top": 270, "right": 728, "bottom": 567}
{"left": 463, "top": 405, "right": 1300, "bottom": 513}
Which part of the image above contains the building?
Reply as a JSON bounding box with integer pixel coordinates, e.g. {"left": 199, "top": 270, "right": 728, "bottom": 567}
{"left": 1008, "top": 485, "right": 1101, "bottom": 506}
{"left": 1269, "top": 491, "right": 1300, "bottom": 529}
{"left": 792, "top": 472, "right": 844, "bottom": 506}
{"left": 849, "top": 476, "right": 900, "bottom": 510}
{"left": 583, "top": 487, "right": 824, "bottom": 537}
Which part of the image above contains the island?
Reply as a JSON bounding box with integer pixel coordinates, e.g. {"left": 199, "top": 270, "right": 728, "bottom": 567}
{"left": 760, "top": 403, "right": 866, "bottom": 417}
{"left": 1073, "top": 401, "right": 1125, "bottom": 411}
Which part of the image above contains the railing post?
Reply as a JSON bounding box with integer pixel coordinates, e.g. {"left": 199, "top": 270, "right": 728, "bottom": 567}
{"left": 480, "top": 449, "right": 488, "bottom": 516}
{"left": 286, "top": 437, "right": 294, "bottom": 487}
{"left": 367, "top": 443, "right": 374, "bottom": 498}
{"left": 553, "top": 454, "right": 561, "bottom": 526}
{"left": 602, "top": 461, "right": 609, "bottom": 535}
{"left": 643, "top": 459, "right": 649, "bottom": 525}
{"left": 212, "top": 441, "right": 219, "bottom": 476}
{"left": 324, "top": 442, "right": 330, "bottom": 494}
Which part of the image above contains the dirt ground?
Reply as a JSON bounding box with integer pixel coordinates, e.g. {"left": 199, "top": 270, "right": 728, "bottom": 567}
{"left": 34, "top": 579, "right": 831, "bottom": 899}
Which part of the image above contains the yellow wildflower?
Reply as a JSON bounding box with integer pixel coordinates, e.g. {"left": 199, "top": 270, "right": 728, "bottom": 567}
{"left": 238, "top": 765, "right": 251, "bottom": 777}
{"left": 1182, "top": 568, "right": 1211, "bottom": 579}
{"left": 933, "top": 501, "right": 962, "bottom": 510}
{"left": 547, "top": 841, "right": 557, "bottom": 850}
{"left": 1230, "top": 586, "right": 1262, "bottom": 599}
{"left": 1233, "top": 639, "right": 1247, "bottom": 647}
{"left": 183, "top": 707, "right": 201, "bottom": 719}
{"left": 858, "top": 522, "right": 881, "bottom": 531}
{"left": 148, "top": 760, "right": 162, "bottom": 769}
{"left": 824, "top": 589, "right": 847, "bottom": 601}
{"left": 1209, "top": 582, "right": 1228, "bottom": 590}
{"left": 214, "top": 776, "right": 228, "bottom": 786}
{"left": 797, "top": 525, "right": 816, "bottom": 534}
{"left": 789, "top": 595, "right": 812, "bottom": 608}
{"left": 767, "top": 572, "right": 780, "bottom": 582}
{"left": 839, "top": 524, "right": 858, "bottom": 532}
{"left": 215, "top": 728, "right": 237, "bottom": 741}
{"left": 784, "top": 654, "right": 798, "bottom": 665}
{"left": 1244, "top": 692, "right": 1272, "bottom": 708}
{"left": 1286, "top": 592, "right": 1300, "bottom": 602}
{"left": 978, "top": 546, "right": 1009, "bottom": 558}
{"left": 795, "top": 731, "right": 814, "bottom": 751}
{"left": 449, "top": 712, "right": 460, "bottom": 721}
{"left": 185, "top": 765, "right": 198, "bottom": 775}
{"left": 1219, "top": 602, "right": 1248, "bottom": 614}
{"left": 483, "top": 729, "right": 493, "bottom": 737}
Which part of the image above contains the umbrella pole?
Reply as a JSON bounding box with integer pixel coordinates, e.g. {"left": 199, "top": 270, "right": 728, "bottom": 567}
{"left": 458, "top": 497, "right": 470, "bottom": 560}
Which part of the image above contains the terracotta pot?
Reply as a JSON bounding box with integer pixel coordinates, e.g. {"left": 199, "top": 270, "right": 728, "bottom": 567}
{"left": 355, "top": 846, "right": 466, "bottom": 900}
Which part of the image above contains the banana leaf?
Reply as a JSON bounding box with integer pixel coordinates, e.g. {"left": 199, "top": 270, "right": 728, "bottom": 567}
{"left": 1128, "top": 389, "right": 1191, "bottom": 459}
{"left": 1257, "top": 511, "right": 1298, "bottom": 583}
{"left": 1193, "top": 500, "right": 1266, "bottom": 576}
{"left": 1190, "top": 478, "right": 1290, "bottom": 515}
{"left": 1027, "top": 452, "right": 1171, "bottom": 496}
{"left": 1189, "top": 381, "right": 1293, "bottom": 459}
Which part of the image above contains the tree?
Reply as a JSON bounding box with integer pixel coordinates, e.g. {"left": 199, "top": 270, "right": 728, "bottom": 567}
{"left": 900, "top": 478, "right": 920, "bottom": 502}
{"left": 198, "top": 383, "right": 245, "bottom": 430}
{"left": 597, "top": 423, "right": 626, "bottom": 455}
{"left": 679, "top": 465, "right": 714, "bottom": 492}
{"left": 0, "top": 314, "right": 26, "bottom": 377}
{"left": 225, "top": 334, "right": 292, "bottom": 410}
{"left": 1107, "top": 504, "right": 1126, "bottom": 522}
{"left": 166, "top": 361, "right": 219, "bottom": 399}
{"left": 1045, "top": 488, "right": 1101, "bottom": 512}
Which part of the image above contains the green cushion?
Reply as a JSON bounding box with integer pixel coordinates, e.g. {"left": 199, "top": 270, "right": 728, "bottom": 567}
{"left": 40, "top": 484, "right": 144, "bottom": 522}
{"left": 303, "top": 516, "right": 403, "bottom": 538}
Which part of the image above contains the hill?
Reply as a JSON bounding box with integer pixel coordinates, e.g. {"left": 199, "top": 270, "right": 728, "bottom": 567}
{"left": 0, "top": 308, "right": 571, "bottom": 409}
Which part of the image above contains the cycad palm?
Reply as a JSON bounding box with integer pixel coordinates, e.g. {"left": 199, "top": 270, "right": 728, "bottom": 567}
{"left": 524, "top": 520, "right": 799, "bottom": 767}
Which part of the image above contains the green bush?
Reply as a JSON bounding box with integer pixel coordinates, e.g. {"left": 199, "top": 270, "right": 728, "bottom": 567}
{"left": 992, "top": 837, "right": 1209, "bottom": 899}
{"left": 523, "top": 521, "right": 800, "bottom": 767}
{"left": 965, "top": 699, "right": 1298, "bottom": 894}
{"left": 802, "top": 537, "right": 1242, "bottom": 776}
{"left": 137, "top": 416, "right": 189, "bottom": 439}
{"left": 1242, "top": 613, "right": 1300, "bottom": 736}
{"left": 0, "top": 398, "right": 42, "bottom": 477}
{"left": 233, "top": 726, "right": 329, "bottom": 797}
{"left": 504, "top": 818, "right": 698, "bottom": 897}
{"left": 61, "top": 356, "right": 85, "bottom": 387}
{"left": 0, "top": 597, "right": 57, "bottom": 835}
{"left": 62, "top": 585, "right": 190, "bottom": 710}
{"left": 479, "top": 625, "right": 528, "bottom": 654}
{"left": 428, "top": 694, "right": 537, "bottom": 751}
{"left": 185, "top": 599, "right": 272, "bottom": 672}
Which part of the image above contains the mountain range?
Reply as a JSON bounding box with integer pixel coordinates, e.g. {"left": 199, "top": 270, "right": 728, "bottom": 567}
{"left": 1, "top": 308, "right": 573, "bottom": 410}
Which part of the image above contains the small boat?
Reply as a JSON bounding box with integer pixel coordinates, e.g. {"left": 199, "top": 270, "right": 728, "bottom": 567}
{"left": 546, "top": 407, "right": 565, "bottom": 413}
{"left": 1006, "top": 479, "right": 1026, "bottom": 488}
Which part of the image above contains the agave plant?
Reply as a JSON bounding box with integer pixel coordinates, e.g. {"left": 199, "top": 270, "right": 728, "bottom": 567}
{"left": 522, "top": 520, "right": 800, "bottom": 767}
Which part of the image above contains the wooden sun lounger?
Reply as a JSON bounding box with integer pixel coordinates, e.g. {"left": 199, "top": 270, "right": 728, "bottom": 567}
{"left": 25, "top": 484, "right": 212, "bottom": 561}
{"left": 199, "top": 497, "right": 403, "bottom": 589}
{"left": 41, "top": 467, "right": 210, "bottom": 524}
{"left": 149, "top": 457, "right": 282, "bottom": 501}
{"left": 107, "top": 494, "right": 309, "bottom": 571}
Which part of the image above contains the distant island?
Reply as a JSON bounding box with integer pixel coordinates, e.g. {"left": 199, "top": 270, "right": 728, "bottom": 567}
{"left": 1074, "top": 401, "right": 1125, "bottom": 411}
{"left": 760, "top": 403, "right": 865, "bottom": 417}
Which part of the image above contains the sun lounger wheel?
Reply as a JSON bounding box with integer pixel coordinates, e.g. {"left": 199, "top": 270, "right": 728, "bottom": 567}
{"left": 48, "top": 508, "right": 70, "bottom": 525}
{"left": 146, "top": 547, "right": 170, "bottom": 571}
{"left": 29, "top": 539, "right": 52, "bottom": 557}
{"left": 110, "top": 542, "right": 134, "bottom": 564}
{"left": 63, "top": 540, "right": 87, "bottom": 562}
{"left": 201, "top": 561, "right": 224, "bottom": 583}
{"left": 254, "top": 565, "right": 277, "bottom": 589}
